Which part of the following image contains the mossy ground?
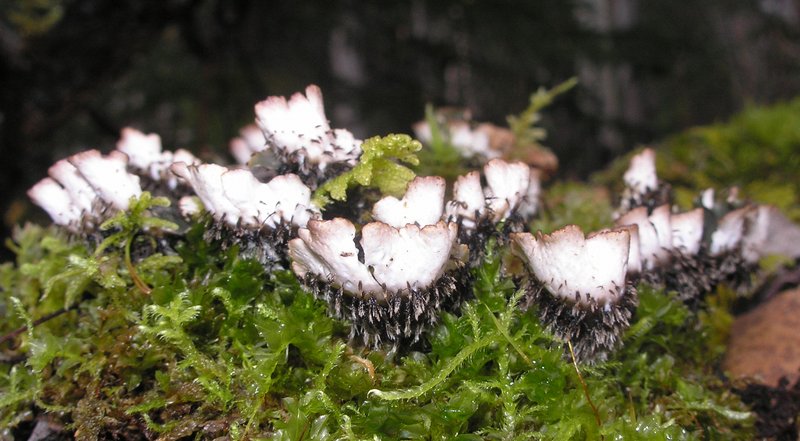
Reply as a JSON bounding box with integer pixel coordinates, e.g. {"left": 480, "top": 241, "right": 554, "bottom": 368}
{"left": 1, "top": 206, "right": 752, "bottom": 439}
{"left": 4, "top": 97, "right": 800, "bottom": 439}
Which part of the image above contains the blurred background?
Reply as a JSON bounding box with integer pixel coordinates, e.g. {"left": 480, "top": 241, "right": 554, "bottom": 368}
{"left": 2, "top": 0, "right": 800, "bottom": 258}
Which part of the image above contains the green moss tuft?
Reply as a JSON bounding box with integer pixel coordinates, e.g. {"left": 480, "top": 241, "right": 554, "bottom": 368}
{"left": 312, "top": 134, "right": 421, "bottom": 208}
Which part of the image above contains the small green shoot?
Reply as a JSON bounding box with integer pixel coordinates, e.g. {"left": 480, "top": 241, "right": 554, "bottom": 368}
{"left": 415, "top": 104, "right": 467, "bottom": 179}
{"left": 507, "top": 77, "right": 577, "bottom": 148}
{"left": 312, "top": 134, "right": 421, "bottom": 208}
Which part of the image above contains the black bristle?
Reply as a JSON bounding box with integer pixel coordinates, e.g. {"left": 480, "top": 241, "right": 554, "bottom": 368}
{"left": 663, "top": 249, "right": 714, "bottom": 304}
{"left": 203, "top": 218, "right": 295, "bottom": 271}
{"left": 302, "top": 267, "right": 469, "bottom": 349}
{"left": 460, "top": 211, "right": 528, "bottom": 267}
{"left": 250, "top": 147, "right": 354, "bottom": 190}
{"left": 662, "top": 246, "right": 756, "bottom": 307}
{"left": 523, "top": 278, "right": 638, "bottom": 364}
{"left": 618, "top": 180, "right": 672, "bottom": 215}
{"left": 709, "top": 250, "right": 757, "bottom": 295}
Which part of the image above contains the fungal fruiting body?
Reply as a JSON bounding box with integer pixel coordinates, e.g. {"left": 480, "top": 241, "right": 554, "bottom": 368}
{"left": 511, "top": 225, "right": 637, "bottom": 363}
{"left": 706, "top": 206, "right": 757, "bottom": 292}
{"left": 372, "top": 176, "right": 446, "bottom": 228}
{"left": 289, "top": 218, "right": 467, "bottom": 347}
{"left": 289, "top": 175, "right": 469, "bottom": 346}
{"left": 412, "top": 115, "right": 559, "bottom": 175}
{"left": 614, "top": 149, "right": 800, "bottom": 303}
{"left": 617, "top": 148, "right": 671, "bottom": 216}
{"left": 27, "top": 84, "right": 800, "bottom": 363}
{"left": 445, "top": 158, "right": 541, "bottom": 262}
{"left": 28, "top": 150, "right": 143, "bottom": 233}
{"left": 661, "top": 208, "right": 714, "bottom": 302}
{"left": 116, "top": 127, "right": 200, "bottom": 192}
{"left": 707, "top": 204, "right": 800, "bottom": 294}
{"left": 615, "top": 203, "right": 720, "bottom": 301}
{"left": 615, "top": 205, "right": 673, "bottom": 276}
{"left": 171, "top": 162, "right": 318, "bottom": 268}
{"left": 413, "top": 118, "right": 502, "bottom": 160}
{"left": 229, "top": 124, "right": 266, "bottom": 165}
{"left": 252, "top": 85, "right": 362, "bottom": 186}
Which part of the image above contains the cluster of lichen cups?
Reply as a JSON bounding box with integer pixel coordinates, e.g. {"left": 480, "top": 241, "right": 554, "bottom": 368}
{"left": 29, "top": 86, "right": 791, "bottom": 363}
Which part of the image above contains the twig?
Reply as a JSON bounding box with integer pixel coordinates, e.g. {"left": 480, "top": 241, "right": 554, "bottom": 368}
{"left": 125, "top": 234, "right": 152, "bottom": 295}
{"left": 349, "top": 355, "right": 376, "bottom": 382}
{"left": 0, "top": 303, "right": 80, "bottom": 346}
{"left": 567, "top": 340, "right": 603, "bottom": 429}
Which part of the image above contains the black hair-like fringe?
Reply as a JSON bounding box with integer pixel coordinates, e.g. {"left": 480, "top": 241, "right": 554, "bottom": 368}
{"left": 618, "top": 181, "right": 672, "bottom": 215}
{"left": 522, "top": 279, "right": 638, "bottom": 364}
{"left": 653, "top": 247, "right": 755, "bottom": 307}
{"left": 458, "top": 211, "right": 528, "bottom": 267}
{"left": 204, "top": 218, "right": 295, "bottom": 271}
{"left": 708, "top": 250, "right": 757, "bottom": 296}
{"left": 302, "top": 267, "right": 469, "bottom": 349}
{"left": 662, "top": 250, "right": 714, "bottom": 303}
{"left": 249, "top": 146, "right": 355, "bottom": 190}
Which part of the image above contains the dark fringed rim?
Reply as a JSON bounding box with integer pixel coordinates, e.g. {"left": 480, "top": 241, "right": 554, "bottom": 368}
{"left": 522, "top": 278, "right": 638, "bottom": 364}
{"left": 709, "top": 249, "right": 757, "bottom": 295}
{"left": 302, "top": 266, "right": 469, "bottom": 349}
{"left": 657, "top": 246, "right": 756, "bottom": 307}
{"left": 663, "top": 250, "right": 715, "bottom": 304}
{"left": 204, "top": 218, "right": 296, "bottom": 271}
{"left": 458, "top": 211, "right": 528, "bottom": 267}
{"left": 618, "top": 181, "right": 672, "bottom": 215}
{"left": 249, "top": 147, "right": 355, "bottom": 190}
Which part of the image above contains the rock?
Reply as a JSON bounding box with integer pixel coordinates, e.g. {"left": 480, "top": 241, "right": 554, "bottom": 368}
{"left": 724, "top": 288, "right": 800, "bottom": 386}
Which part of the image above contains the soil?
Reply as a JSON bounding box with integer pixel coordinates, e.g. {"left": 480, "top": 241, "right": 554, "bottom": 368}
{"left": 725, "top": 287, "right": 800, "bottom": 439}
{"left": 735, "top": 377, "right": 800, "bottom": 440}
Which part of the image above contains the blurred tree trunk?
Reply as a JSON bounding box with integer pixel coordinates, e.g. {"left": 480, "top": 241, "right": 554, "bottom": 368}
{"left": 0, "top": 0, "right": 193, "bottom": 258}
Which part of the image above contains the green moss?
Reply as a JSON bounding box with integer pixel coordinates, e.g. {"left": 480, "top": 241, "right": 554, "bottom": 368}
{"left": 531, "top": 181, "right": 614, "bottom": 234}
{"left": 0, "top": 214, "right": 753, "bottom": 438}
{"left": 507, "top": 77, "right": 577, "bottom": 150}
{"left": 312, "top": 134, "right": 422, "bottom": 208}
{"left": 414, "top": 104, "right": 470, "bottom": 181}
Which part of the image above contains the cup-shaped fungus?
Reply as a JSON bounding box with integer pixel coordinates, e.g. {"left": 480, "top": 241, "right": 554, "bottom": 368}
{"left": 372, "top": 176, "right": 446, "bottom": 228}
{"left": 662, "top": 208, "right": 713, "bottom": 301}
{"left": 617, "top": 148, "right": 671, "bottom": 216}
{"left": 229, "top": 124, "right": 267, "bottom": 165}
{"left": 289, "top": 217, "right": 467, "bottom": 347}
{"left": 616, "top": 205, "right": 673, "bottom": 277}
{"left": 511, "top": 225, "right": 637, "bottom": 363}
{"left": 445, "top": 159, "right": 541, "bottom": 263}
{"left": 252, "top": 85, "right": 362, "bottom": 186}
{"left": 28, "top": 150, "right": 143, "bottom": 233}
{"left": 116, "top": 127, "right": 200, "bottom": 192}
{"left": 703, "top": 206, "right": 754, "bottom": 293}
{"left": 171, "top": 162, "right": 318, "bottom": 268}
{"left": 413, "top": 118, "right": 502, "bottom": 160}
